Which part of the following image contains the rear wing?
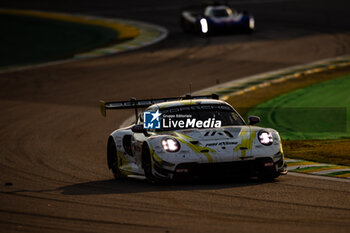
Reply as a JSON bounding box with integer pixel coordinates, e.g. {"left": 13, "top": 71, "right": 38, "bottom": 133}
{"left": 99, "top": 94, "right": 219, "bottom": 119}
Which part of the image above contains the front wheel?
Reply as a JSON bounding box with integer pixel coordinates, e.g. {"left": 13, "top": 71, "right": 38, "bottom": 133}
{"left": 142, "top": 145, "right": 162, "bottom": 184}
{"left": 108, "top": 141, "right": 126, "bottom": 179}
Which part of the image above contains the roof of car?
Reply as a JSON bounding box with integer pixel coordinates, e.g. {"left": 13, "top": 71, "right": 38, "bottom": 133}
{"left": 148, "top": 99, "right": 230, "bottom": 110}
{"left": 207, "top": 5, "right": 229, "bottom": 10}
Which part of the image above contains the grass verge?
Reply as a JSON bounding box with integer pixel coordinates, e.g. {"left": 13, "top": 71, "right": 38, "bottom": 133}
{"left": 247, "top": 74, "right": 350, "bottom": 140}
{"left": 0, "top": 10, "right": 138, "bottom": 68}
{"left": 226, "top": 66, "right": 350, "bottom": 166}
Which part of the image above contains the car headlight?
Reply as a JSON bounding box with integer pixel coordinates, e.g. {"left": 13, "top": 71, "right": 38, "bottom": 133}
{"left": 249, "top": 16, "right": 255, "bottom": 30}
{"left": 258, "top": 130, "right": 273, "bottom": 146}
{"left": 162, "top": 138, "right": 180, "bottom": 152}
{"left": 200, "top": 18, "right": 208, "bottom": 33}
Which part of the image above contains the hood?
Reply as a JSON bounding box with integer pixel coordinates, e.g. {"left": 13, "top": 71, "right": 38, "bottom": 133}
{"left": 173, "top": 126, "right": 244, "bottom": 142}
{"left": 153, "top": 126, "right": 275, "bottom": 148}
{"left": 150, "top": 126, "right": 280, "bottom": 163}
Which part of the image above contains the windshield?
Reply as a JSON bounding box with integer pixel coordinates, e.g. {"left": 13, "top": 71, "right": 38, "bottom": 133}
{"left": 155, "top": 104, "right": 245, "bottom": 131}
{"left": 212, "top": 9, "right": 230, "bottom": 17}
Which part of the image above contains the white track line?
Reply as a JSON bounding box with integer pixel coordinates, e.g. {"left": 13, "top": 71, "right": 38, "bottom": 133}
{"left": 288, "top": 172, "right": 350, "bottom": 183}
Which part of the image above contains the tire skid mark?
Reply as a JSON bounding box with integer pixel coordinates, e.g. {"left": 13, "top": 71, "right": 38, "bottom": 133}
{"left": 1, "top": 183, "right": 207, "bottom": 217}
{"left": 0, "top": 191, "right": 189, "bottom": 219}
{"left": 192, "top": 190, "right": 350, "bottom": 212}
{"left": 0, "top": 219, "right": 94, "bottom": 233}
{"left": 0, "top": 209, "right": 169, "bottom": 230}
{"left": 163, "top": 191, "right": 268, "bottom": 224}
{"left": 152, "top": 37, "right": 211, "bottom": 68}
{"left": 36, "top": 155, "right": 107, "bottom": 182}
{"left": 0, "top": 163, "right": 76, "bottom": 185}
{"left": 270, "top": 180, "right": 350, "bottom": 195}
{"left": 162, "top": 190, "right": 350, "bottom": 227}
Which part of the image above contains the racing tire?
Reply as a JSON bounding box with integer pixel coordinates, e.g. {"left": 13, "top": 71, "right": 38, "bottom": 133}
{"left": 142, "top": 144, "right": 162, "bottom": 184}
{"left": 108, "top": 141, "right": 126, "bottom": 179}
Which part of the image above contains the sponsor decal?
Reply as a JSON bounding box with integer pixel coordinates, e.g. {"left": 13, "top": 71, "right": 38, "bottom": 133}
{"left": 163, "top": 118, "right": 221, "bottom": 129}
{"left": 143, "top": 111, "right": 222, "bottom": 130}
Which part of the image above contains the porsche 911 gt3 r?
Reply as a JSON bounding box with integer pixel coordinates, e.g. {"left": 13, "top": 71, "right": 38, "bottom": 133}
{"left": 100, "top": 94, "right": 287, "bottom": 183}
{"left": 181, "top": 4, "right": 254, "bottom": 35}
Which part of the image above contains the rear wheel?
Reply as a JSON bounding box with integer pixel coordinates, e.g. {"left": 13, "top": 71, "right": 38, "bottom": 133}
{"left": 108, "top": 140, "right": 126, "bottom": 179}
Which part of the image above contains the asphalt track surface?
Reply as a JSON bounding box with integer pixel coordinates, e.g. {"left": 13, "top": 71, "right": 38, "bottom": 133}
{"left": 1, "top": 0, "right": 350, "bottom": 232}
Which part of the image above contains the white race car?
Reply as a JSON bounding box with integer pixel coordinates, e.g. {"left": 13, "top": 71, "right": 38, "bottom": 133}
{"left": 100, "top": 94, "right": 287, "bottom": 183}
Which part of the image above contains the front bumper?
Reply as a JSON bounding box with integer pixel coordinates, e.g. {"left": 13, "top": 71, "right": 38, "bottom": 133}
{"left": 208, "top": 19, "right": 251, "bottom": 33}
{"left": 153, "top": 157, "right": 287, "bottom": 181}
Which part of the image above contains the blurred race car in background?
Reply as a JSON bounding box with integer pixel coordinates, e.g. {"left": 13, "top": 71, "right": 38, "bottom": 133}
{"left": 100, "top": 94, "right": 287, "bottom": 184}
{"left": 181, "top": 3, "right": 255, "bottom": 35}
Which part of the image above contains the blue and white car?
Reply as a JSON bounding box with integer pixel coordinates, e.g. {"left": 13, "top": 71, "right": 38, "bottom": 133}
{"left": 181, "top": 4, "right": 255, "bottom": 35}
{"left": 100, "top": 94, "right": 287, "bottom": 183}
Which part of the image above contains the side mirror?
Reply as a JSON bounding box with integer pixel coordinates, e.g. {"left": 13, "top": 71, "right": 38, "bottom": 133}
{"left": 131, "top": 124, "right": 144, "bottom": 133}
{"left": 248, "top": 116, "right": 260, "bottom": 125}
{"left": 131, "top": 124, "right": 150, "bottom": 136}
